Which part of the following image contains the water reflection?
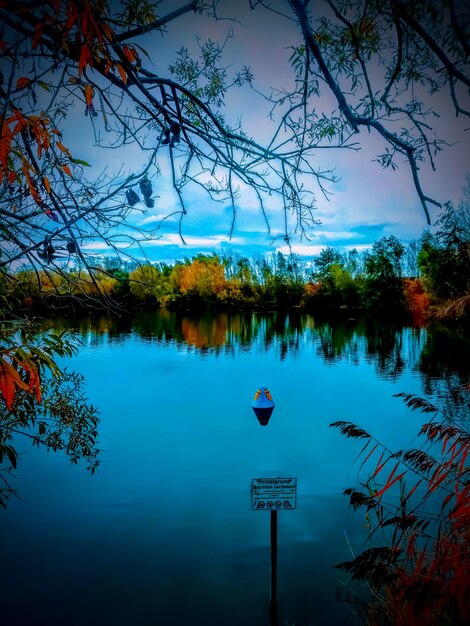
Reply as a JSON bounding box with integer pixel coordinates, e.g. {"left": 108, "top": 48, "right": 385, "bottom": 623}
{"left": 4, "top": 309, "right": 467, "bottom": 626}
{"left": 43, "top": 310, "right": 469, "bottom": 420}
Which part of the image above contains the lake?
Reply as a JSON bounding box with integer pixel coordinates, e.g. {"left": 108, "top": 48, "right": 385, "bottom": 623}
{"left": 1, "top": 310, "right": 468, "bottom": 626}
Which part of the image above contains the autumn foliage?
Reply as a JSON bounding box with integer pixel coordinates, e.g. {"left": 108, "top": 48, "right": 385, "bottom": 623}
{"left": 0, "top": 324, "right": 99, "bottom": 506}
{"left": 0, "top": 0, "right": 121, "bottom": 205}
{"left": 0, "top": 347, "right": 42, "bottom": 410}
{"left": 332, "top": 393, "right": 470, "bottom": 626}
{"left": 402, "top": 278, "right": 431, "bottom": 324}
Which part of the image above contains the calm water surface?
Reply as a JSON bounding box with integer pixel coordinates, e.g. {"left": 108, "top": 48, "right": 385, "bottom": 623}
{"left": 1, "top": 311, "right": 468, "bottom": 626}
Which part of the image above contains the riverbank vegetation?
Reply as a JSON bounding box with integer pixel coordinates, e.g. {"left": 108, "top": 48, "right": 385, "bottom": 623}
{"left": 333, "top": 393, "right": 470, "bottom": 626}
{"left": 3, "top": 203, "right": 469, "bottom": 321}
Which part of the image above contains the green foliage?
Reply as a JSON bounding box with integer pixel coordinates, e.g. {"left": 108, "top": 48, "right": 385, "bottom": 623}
{"left": 311, "top": 248, "right": 362, "bottom": 309}
{"left": 313, "top": 247, "right": 344, "bottom": 281}
{"left": 129, "top": 264, "right": 169, "bottom": 303}
{"left": 1, "top": 219, "right": 468, "bottom": 319}
{"left": 362, "top": 236, "right": 405, "bottom": 311}
{"left": 418, "top": 202, "right": 470, "bottom": 300}
{"left": 0, "top": 322, "right": 99, "bottom": 507}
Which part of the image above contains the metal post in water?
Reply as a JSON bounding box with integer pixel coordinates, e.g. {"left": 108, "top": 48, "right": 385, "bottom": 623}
{"left": 270, "top": 509, "right": 278, "bottom": 626}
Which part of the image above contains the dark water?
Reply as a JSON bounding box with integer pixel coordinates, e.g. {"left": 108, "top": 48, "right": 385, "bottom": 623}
{"left": 1, "top": 311, "right": 468, "bottom": 626}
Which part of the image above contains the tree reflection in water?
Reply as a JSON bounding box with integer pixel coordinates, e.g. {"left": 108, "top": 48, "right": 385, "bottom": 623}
{"left": 44, "top": 310, "right": 469, "bottom": 422}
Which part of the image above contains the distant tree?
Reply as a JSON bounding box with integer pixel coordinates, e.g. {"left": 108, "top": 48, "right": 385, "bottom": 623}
{"left": 234, "top": 257, "right": 253, "bottom": 285}
{"left": 179, "top": 255, "right": 225, "bottom": 301}
{"left": 363, "top": 235, "right": 405, "bottom": 310}
{"left": 311, "top": 248, "right": 361, "bottom": 309}
{"left": 264, "top": 252, "right": 304, "bottom": 306}
{"left": 129, "top": 264, "right": 162, "bottom": 302}
{"left": 418, "top": 199, "right": 470, "bottom": 300}
{"left": 343, "top": 248, "right": 364, "bottom": 280}
{"left": 404, "top": 238, "right": 422, "bottom": 278}
{"left": 313, "top": 247, "right": 344, "bottom": 282}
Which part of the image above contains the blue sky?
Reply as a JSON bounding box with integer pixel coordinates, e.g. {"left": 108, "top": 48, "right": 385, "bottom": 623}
{"left": 76, "top": 1, "right": 469, "bottom": 264}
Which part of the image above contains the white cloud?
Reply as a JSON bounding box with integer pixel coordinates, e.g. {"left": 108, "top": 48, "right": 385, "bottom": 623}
{"left": 139, "top": 213, "right": 177, "bottom": 226}
{"left": 315, "top": 230, "right": 359, "bottom": 241}
{"left": 276, "top": 244, "right": 326, "bottom": 257}
{"left": 81, "top": 241, "right": 112, "bottom": 251}
{"left": 146, "top": 234, "right": 247, "bottom": 247}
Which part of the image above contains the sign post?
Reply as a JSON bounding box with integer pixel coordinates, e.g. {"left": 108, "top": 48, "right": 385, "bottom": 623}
{"left": 251, "top": 478, "right": 297, "bottom": 626}
{"left": 270, "top": 508, "right": 278, "bottom": 626}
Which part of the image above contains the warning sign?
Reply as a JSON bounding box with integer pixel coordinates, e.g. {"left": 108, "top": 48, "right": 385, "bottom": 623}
{"left": 251, "top": 477, "right": 297, "bottom": 510}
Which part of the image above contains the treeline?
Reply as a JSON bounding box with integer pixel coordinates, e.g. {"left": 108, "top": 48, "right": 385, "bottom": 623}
{"left": 3, "top": 204, "right": 469, "bottom": 319}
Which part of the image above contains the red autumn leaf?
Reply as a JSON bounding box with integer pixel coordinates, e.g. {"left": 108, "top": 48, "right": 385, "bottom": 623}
{"left": 78, "top": 45, "right": 92, "bottom": 76}
{"left": 43, "top": 176, "right": 51, "bottom": 194}
{"left": 64, "top": 3, "right": 78, "bottom": 35}
{"left": 100, "top": 23, "right": 114, "bottom": 42}
{"left": 32, "top": 22, "right": 44, "bottom": 49}
{"left": 123, "top": 45, "right": 138, "bottom": 63}
{"left": 82, "top": 4, "right": 89, "bottom": 38}
{"left": 16, "top": 77, "right": 31, "bottom": 89}
{"left": 62, "top": 164, "right": 72, "bottom": 177}
{"left": 0, "top": 128, "right": 12, "bottom": 170}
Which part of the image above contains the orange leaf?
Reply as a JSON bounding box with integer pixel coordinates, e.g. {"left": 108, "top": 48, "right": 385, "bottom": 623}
{"left": 62, "top": 164, "right": 72, "bottom": 177}
{"left": 84, "top": 84, "right": 94, "bottom": 106}
{"left": 21, "top": 163, "right": 42, "bottom": 205}
{"left": 56, "top": 142, "right": 72, "bottom": 158}
{"left": 14, "top": 357, "right": 42, "bottom": 404}
{"left": 0, "top": 357, "right": 29, "bottom": 410}
{"left": 116, "top": 64, "right": 128, "bottom": 84}
{"left": 43, "top": 176, "right": 51, "bottom": 193}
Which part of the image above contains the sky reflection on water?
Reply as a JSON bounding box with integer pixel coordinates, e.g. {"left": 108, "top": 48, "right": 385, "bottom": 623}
{"left": 1, "top": 311, "right": 468, "bottom": 626}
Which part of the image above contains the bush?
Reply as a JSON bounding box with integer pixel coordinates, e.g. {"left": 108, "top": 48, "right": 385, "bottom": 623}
{"left": 332, "top": 393, "right": 470, "bottom": 626}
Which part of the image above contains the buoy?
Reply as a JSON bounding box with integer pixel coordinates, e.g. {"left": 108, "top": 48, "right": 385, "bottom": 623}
{"left": 252, "top": 386, "right": 275, "bottom": 426}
